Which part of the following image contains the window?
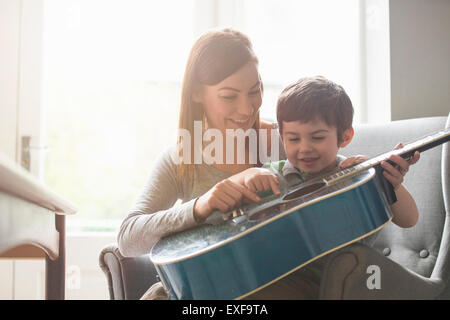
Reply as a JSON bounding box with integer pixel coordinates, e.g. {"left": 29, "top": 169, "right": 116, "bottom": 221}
{"left": 42, "top": 0, "right": 361, "bottom": 232}
{"left": 43, "top": 0, "right": 197, "bottom": 232}
{"left": 233, "top": 0, "right": 361, "bottom": 122}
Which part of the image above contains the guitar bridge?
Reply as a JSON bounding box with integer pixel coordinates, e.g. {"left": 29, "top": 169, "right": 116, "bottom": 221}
{"left": 232, "top": 208, "right": 245, "bottom": 218}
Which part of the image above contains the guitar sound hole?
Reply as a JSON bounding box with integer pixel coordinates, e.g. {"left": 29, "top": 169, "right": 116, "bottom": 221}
{"left": 282, "top": 181, "right": 326, "bottom": 201}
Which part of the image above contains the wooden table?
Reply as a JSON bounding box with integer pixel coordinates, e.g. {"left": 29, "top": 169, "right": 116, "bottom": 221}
{"left": 0, "top": 152, "right": 76, "bottom": 299}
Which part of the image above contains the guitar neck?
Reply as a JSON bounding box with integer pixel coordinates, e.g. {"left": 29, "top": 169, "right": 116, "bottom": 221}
{"left": 323, "top": 128, "right": 450, "bottom": 185}
{"left": 206, "top": 128, "right": 449, "bottom": 225}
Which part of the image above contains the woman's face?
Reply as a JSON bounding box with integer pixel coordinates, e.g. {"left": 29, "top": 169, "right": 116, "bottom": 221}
{"left": 195, "top": 61, "right": 262, "bottom": 132}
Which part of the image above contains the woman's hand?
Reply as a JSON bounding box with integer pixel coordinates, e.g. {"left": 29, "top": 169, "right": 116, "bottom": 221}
{"left": 381, "top": 143, "right": 420, "bottom": 190}
{"left": 193, "top": 179, "right": 261, "bottom": 221}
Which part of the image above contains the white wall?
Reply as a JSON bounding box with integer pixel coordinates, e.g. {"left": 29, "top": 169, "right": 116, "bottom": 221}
{"left": 361, "top": 0, "right": 392, "bottom": 124}
{"left": 0, "top": 0, "right": 20, "bottom": 160}
{"left": 389, "top": 0, "right": 450, "bottom": 120}
{"left": 0, "top": 0, "right": 21, "bottom": 299}
{"left": 0, "top": 0, "right": 60, "bottom": 300}
{"left": 64, "top": 233, "right": 116, "bottom": 300}
{"left": 0, "top": 0, "right": 116, "bottom": 300}
{"left": 0, "top": 233, "right": 115, "bottom": 300}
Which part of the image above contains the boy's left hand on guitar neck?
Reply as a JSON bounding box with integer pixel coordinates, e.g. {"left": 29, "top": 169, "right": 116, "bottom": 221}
{"left": 339, "top": 143, "right": 420, "bottom": 190}
{"left": 380, "top": 143, "right": 420, "bottom": 190}
{"left": 340, "top": 143, "right": 420, "bottom": 228}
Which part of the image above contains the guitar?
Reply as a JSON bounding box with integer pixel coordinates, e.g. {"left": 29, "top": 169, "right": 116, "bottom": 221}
{"left": 150, "top": 128, "right": 450, "bottom": 300}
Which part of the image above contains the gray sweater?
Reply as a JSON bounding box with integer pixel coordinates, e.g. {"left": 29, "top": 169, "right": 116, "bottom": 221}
{"left": 118, "top": 138, "right": 286, "bottom": 257}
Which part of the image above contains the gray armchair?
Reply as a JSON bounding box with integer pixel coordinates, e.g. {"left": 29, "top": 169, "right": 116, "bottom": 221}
{"left": 99, "top": 244, "right": 159, "bottom": 300}
{"left": 99, "top": 114, "right": 450, "bottom": 300}
{"left": 320, "top": 114, "right": 450, "bottom": 299}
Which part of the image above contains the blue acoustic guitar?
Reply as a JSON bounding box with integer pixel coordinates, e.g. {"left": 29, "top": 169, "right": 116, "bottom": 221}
{"left": 150, "top": 128, "right": 450, "bottom": 300}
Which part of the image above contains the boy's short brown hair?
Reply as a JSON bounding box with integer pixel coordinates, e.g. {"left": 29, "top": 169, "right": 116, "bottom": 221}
{"left": 276, "top": 76, "right": 354, "bottom": 143}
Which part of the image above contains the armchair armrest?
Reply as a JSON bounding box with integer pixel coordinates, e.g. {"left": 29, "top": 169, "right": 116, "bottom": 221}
{"left": 319, "top": 243, "right": 446, "bottom": 299}
{"left": 99, "top": 243, "right": 158, "bottom": 300}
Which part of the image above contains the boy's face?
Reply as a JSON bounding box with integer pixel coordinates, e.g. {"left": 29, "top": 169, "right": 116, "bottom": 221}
{"left": 281, "top": 118, "right": 353, "bottom": 174}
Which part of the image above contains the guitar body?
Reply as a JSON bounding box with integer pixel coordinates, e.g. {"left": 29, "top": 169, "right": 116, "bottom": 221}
{"left": 151, "top": 168, "right": 392, "bottom": 300}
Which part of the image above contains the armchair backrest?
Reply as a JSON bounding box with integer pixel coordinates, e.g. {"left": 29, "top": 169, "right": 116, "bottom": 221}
{"left": 340, "top": 115, "right": 449, "bottom": 280}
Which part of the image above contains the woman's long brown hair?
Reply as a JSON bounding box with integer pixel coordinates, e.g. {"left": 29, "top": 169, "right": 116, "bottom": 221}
{"left": 176, "top": 28, "right": 262, "bottom": 182}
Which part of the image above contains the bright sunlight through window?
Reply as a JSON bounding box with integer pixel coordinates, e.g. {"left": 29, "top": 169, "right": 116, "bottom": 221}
{"left": 42, "top": 0, "right": 360, "bottom": 233}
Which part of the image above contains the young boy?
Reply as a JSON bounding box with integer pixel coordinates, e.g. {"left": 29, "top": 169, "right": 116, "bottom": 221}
{"left": 232, "top": 75, "right": 419, "bottom": 229}
{"left": 230, "top": 76, "right": 420, "bottom": 299}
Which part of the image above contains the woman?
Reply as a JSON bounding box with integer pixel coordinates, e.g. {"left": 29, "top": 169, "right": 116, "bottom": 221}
{"left": 117, "top": 29, "right": 284, "bottom": 299}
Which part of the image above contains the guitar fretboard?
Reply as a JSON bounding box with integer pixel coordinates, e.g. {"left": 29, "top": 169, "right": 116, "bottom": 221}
{"left": 322, "top": 128, "right": 449, "bottom": 185}
{"left": 205, "top": 128, "right": 449, "bottom": 225}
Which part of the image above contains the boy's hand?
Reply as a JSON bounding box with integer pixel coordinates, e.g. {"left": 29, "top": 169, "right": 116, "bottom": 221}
{"left": 243, "top": 168, "right": 281, "bottom": 196}
{"left": 339, "top": 155, "right": 369, "bottom": 169}
{"left": 381, "top": 143, "right": 420, "bottom": 190}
